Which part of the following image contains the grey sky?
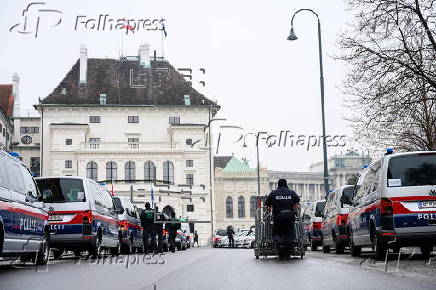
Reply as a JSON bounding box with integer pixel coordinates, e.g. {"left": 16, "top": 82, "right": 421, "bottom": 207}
{"left": 0, "top": 0, "right": 362, "bottom": 171}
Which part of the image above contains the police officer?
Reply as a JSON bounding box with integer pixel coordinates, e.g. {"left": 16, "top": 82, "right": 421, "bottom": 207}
{"left": 265, "top": 179, "right": 300, "bottom": 251}
{"left": 227, "top": 225, "right": 235, "bottom": 248}
{"left": 154, "top": 206, "right": 165, "bottom": 253}
{"left": 165, "top": 211, "right": 181, "bottom": 253}
{"left": 140, "top": 202, "right": 156, "bottom": 253}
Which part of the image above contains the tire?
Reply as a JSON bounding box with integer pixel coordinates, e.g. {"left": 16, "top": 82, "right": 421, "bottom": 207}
{"left": 110, "top": 241, "right": 121, "bottom": 257}
{"left": 349, "top": 232, "right": 361, "bottom": 257}
{"left": 335, "top": 240, "right": 345, "bottom": 254}
{"left": 90, "top": 234, "right": 102, "bottom": 258}
{"left": 36, "top": 232, "right": 50, "bottom": 265}
{"left": 0, "top": 222, "right": 4, "bottom": 254}
{"left": 311, "top": 241, "right": 318, "bottom": 251}
{"left": 420, "top": 245, "right": 433, "bottom": 258}
{"left": 73, "top": 250, "right": 82, "bottom": 257}
{"left": 177, "top": 245, "right": 181, "bottom": 251}
{"left": 52, "top": 248, "right": 64, "bottom": 260}
{"left": 371, "top": 231, "right": 386, "bottom": 261}
{"left": 322, "top": 244, "right": 330, "bottom": 253}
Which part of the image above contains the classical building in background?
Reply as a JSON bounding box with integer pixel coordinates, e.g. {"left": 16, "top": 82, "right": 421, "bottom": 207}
{"left": 214, "top": 155, "right": 269, "bottom": 230}
{"left": 35, "top": 44, "right": 219, "bottom": 243}
{"left": 0, "top": 74, "right": 18, "bottom": 151}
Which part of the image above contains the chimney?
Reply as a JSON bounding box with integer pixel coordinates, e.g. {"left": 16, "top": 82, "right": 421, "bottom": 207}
{"left": 12, "top": 73, "right": 20, "bottom": 117}
{"left": 138, "top": 43, "right": 150, "bottom": 68}
{"left": 80, "top": 45, "right": 87, "bottom": 83}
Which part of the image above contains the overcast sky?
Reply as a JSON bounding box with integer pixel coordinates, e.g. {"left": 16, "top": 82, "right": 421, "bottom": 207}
{"left": 0, "top": 0, "right": 365, "bottom": 171}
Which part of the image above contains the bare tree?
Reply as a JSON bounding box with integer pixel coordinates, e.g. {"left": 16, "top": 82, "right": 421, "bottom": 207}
{"left": 338, "top": 0, "right": 436, "bottom": 152}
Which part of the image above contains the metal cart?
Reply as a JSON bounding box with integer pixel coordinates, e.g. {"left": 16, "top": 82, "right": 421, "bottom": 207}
{"left": 254, "top": 197, "right": 305, "bottom": 259}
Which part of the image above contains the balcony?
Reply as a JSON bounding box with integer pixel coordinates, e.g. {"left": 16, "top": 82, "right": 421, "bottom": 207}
{"left": 79, "top": 142, "right": 180, "bottom": 152}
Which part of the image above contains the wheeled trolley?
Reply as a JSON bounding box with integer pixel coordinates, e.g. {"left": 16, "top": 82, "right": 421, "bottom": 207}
{"left": 254, "top": 197, "right": 305, "bottom": 259}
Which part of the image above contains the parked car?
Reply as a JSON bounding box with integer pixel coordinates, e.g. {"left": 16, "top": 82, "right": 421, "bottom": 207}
{"left": 242, "top": 232, "right": 255, "bottom": 248}
{"left": 112, "top": 196, "right": 143, "bottom": 254}
{"left": 175, "top": 230, "right": 187, "bottom": 250}
{"left": 0, "top": 151, "right": 50, "bottom": 265}
{"left": 235, "top": 231, "right": 250, "bottom": 247}
{"left": 303, "top": 200, "right": 326, "bottom": 251}
{"left": 347, "top": 150, "right": 436, "bottom": 260}
{"left": 161, "top": 229, "right": 169, "bottom": 252}
{"left": 35, "top": 176, "right": 121, "bottom": 258}
{"left": 213, "top": 229, "right": 227, "bottom": 248}
{"left": 321, "top": 185, "right": 354, "bottom": 254}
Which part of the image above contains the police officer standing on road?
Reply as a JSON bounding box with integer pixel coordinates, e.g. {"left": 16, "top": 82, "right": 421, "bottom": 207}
{"left": 227, "top": 225, "right": 235, "bottom": 248}
{"left": 154, "top": 206, "right": 165, "bottom": 253}
{"left": 165, "top": 211, "right": 181, "bottom": 253}
{"left": 140, "top": 202, "right": 156, "bottom": 253}
{"left": 265, "top": 179, "right": 300, "bottom": 249}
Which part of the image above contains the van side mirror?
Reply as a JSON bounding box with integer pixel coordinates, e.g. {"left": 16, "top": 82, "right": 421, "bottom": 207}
{"left": 25, "top": 191, "right": 37, "bottom": 202}
{"left": 115, "top": 206, "right": 124, "bottom": 214}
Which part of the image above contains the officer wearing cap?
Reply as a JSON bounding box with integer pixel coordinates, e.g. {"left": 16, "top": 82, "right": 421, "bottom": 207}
{"left": 265, "top": 179, "right": 300, "bottom": 248}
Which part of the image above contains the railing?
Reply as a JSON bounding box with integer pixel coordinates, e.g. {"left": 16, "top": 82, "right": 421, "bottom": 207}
{"left": 80, "top": 142, "right": 180, "bottom": 151}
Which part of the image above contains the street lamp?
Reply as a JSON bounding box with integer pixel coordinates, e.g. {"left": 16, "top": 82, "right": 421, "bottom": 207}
{"left": 288, "top": 9, "right": 330, "bottom": 196}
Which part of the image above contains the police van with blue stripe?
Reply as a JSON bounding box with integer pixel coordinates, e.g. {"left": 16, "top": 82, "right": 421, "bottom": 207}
{"left": 346, "top": 150, "right": 436, "bottom": 259}
{"left": 0, "top": 151, "right": 50, "bottom": 265}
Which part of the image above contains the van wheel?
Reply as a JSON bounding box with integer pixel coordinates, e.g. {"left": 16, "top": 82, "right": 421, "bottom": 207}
{"left": 111, "top": 241, "right": 121, "bottom": 257}
{"left": 36, "top": 232, "right": 50, "bottom": 265}
{"left": 335, "top": 240, "right": 345, "bottom": 254}
{"left": 52, "top": 248, "right": 64, "bottom": 260}
{"left": 311, "top": 241, "right": 318, "bottom": 251}
{"left": 0, "top": 223, "right": 4, "bottom": 254}
{"left": 349, "top": 232, "right": 361, "bottom": 257}
{"left": 420, "top": 245, "right": 433, "bottom": 258}
{"left": 90, "top": 234, "right": 102, "bottom": 258}
{"left": 371, "top": 232, "right": 386, "bottom": 260}
{"left": 322, "top": 243, "right": 330, "bottom": 253}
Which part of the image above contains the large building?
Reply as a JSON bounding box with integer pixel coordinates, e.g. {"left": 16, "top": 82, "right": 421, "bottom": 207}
{"left": 35, "top": 44, "right": 219, "bottom": 244}
{"left": 0, "top": 74, "right": 18, "bottom": 151}
{"left": 213, "top": 155, "right": 269, "bottom": 230}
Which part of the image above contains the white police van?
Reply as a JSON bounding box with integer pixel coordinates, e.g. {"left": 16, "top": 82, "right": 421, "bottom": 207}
{"left": 0, "top": 151, "right": 50, "bottom": 265}
{"left": 35, "top": 176, "right": 121, "bottom": 258}
{"left": 347, "top": 150, "right": 436, "bottom": 259}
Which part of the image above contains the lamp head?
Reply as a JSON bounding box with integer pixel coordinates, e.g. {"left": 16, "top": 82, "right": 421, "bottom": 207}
{"left": 287, "top": 27, "right": 298, "bottom": 41}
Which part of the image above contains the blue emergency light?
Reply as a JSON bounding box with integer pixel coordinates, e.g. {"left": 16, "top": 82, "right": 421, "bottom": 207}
{"left": 386, "top": 148, "right": 394, "bottom": 155}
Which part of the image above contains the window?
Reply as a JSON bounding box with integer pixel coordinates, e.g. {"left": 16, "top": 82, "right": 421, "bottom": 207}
{"left": 66, "top": 139, "right": 72, "bottom": 145}
{"left": 186, "top": 160, "right": 194, "bottom": 167}
{"left": 8, "top": 163, "right": 26, "bottom": 194}
{"left": 30, "top": 127, "right": 39, "bottom": 133}
{"left": 226, "top": 196, "right": 233, "bottom": 218}
{"left": 86, "top": 161, "right": 98, "bottom": 181}
{"left": 106, "top": 161, "right": 117, "bottom": 180}
{"left": 2, "top": 128, "right": 5, "bottom": 137}
{"left": 144, "top": 161, "right": 155, "bottom": 181}
{"left": 169, "top": 116, "right": 180, "bottom": 125}
{"left": 21, "top": 135, "right": 32, "bottom": 145}
{"left": 20, "top": 127, "right": 30, "bottom": 133}
{"left": 89, "top": 138, "right": 101, "bottom": 143}
{"left": 61, "top": 88, "right": 66, "bottom": 94}
{"left": 186, "top": 139, "right": 192, "bottom": 145}
{"left": 387, "top": 154, "right": 436, "bottom": 187}
{"left": 100, "top": 94, "right": 107, "bottom": 105}
{"left": 250, "top": 196, "right": 257, "bottom": 218}
{"left": 30, "top": 157, "right": 40, "bottom": 177}
{"left": 128, "top": 138, "right": 139, "bottom": 143}
{"left": 186, "top": 173, "right": 194, "bottom": 185}
{"left": 184, "top": 95, "right": 191, "bottom": 106}
{"left": 20, "top": 166, "right": 38, "bottom": 199}
{"left": 238, "top": 196, "right": 245, "bottom": 218}
{"left": 163, "top": 161, "right": 174, "bottom": 184}
{"left": 6, "top": 132, "right": 9, "bottom": 141}
{"left": 125, "top": 161, "right": 136, "bottom": 182}
{"left": 128, "top": 116, "right": 139, "bottom": 123}
{"left": 0, "top": 123, "right": 2, "bottom": 132}
{"left": 89, "top": 116, "right": 101, "bottom": 123}
{"left": 65, "top": 160, "right": 72, "bottom": 168}
{"left": 187, "top": 204, "right": 194, "bottom": 212}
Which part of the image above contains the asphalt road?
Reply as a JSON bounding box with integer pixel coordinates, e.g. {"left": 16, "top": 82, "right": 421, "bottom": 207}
{"left": 1, "top": 248, "right": 435, "bottom": 290}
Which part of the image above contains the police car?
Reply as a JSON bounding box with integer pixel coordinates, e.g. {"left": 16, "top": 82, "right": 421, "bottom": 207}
{"left": 112, "top": 196, "right": 143, "bottom": 254}
{"left": 347, "top": 150, "right": 436, "bottom": 259}
{"left": 35, "top": 176, "right": 121, "bottom": 258}
{"left": 0, "top": 151, "right": 50, "bottom": 265}
{"left": 302, "top": 200, "right": 326, "bottom": 251}
{"left": 321, "top": 185, "right": 354, "bottom": 254}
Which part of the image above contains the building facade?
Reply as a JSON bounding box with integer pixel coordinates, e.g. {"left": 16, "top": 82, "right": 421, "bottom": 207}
{"left": 0, "top": 74, "right": 19, "bottom": 151}
{"left": 36, "top": 44, "right": 219, "bottom": 244}
{"left": 214, "top": 156, "right": 269, "bottom": 230}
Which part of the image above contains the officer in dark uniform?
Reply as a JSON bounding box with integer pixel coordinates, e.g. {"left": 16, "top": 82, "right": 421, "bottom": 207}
{"left": 140, "top": 202, "right": 156, "bottom": 253}
{"left": 154, "top": 206, "right": 165, "bottom": 253}
{"left": 265, "top": 179, "right": 300, "bottom": 249}
{"left": 165, "top": 211, "right": 181, "bottom": 253}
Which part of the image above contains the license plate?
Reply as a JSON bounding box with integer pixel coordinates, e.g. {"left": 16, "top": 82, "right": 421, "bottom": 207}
{"left": 49, "top": 215, "right": 63, "bottom": 221}
{"left": 418, "top": 201, "right": 436, "bottom": 209}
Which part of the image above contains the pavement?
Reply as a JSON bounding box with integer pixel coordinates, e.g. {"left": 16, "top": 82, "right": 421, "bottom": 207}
{"left": 1, "top": 247, "right": 435, "bottom": 290}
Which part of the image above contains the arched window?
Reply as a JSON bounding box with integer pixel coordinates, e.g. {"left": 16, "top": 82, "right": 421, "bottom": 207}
{"left": 125, "top": 161, "right": 136, "bottom": 181}
{"left": 238, "top": 196, "right": 245, "bottom": 218}
{"left": 86, "top": 161, "right": 98, "bottom": 181}
{"left": 226, "top": 196, "right": 233, "bottom": 218}
{"left": 144, "top": 161, "right": 155, "bottom": 181}
{"left": 250, "top": 196, "right": 257, "bottom": 218}
{"left": 106, "top": 161, "right": 117, "bottom": 180}
{"left": 163, "top": 161, "right": 174, "bottom": 184}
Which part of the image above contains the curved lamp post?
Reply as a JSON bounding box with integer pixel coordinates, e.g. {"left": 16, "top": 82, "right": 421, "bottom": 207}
{"left": 288, "top": 9, "right": 330, "bottom": 197}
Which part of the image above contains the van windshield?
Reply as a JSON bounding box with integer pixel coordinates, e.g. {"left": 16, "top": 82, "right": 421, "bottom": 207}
{"left": 36, "top": 178, "right": 86, "bottom": 203}
{"left": 340, "top": 187, "right": 354, "bottom": 206}
{"left": 315, "top": 202, "right": 325, "bottom": 217}
{"left": 387, "top": 154, "right": 436, "bottom": 187}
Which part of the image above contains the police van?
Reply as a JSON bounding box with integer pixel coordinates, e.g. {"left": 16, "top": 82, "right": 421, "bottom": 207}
{"left": 346, "top": 150, "right": 436, "bottom": 259}
{"left": 0, "top": 150, "right": 50, "bottom": 265}
{"left": 321, "top": 185, "right": 354, "bottom": 254}
{"left": 112, "top": 196, "right": 143, "bottom": 254}
{"left": 35, "top": 176, "right": 121, "bottom": 258}
{"left": 302, "top": 200, "right": 326, "bottom": 251}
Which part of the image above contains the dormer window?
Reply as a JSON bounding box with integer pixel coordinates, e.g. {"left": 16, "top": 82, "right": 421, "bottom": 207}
{"left": 61, "top": 88, "right": 66, "bottom": 94}
{"left": 184, "top": 95, "right": 191, "bottom": 105}
{"left": 100, "top": 94, "right": 107, "bottom": 105}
